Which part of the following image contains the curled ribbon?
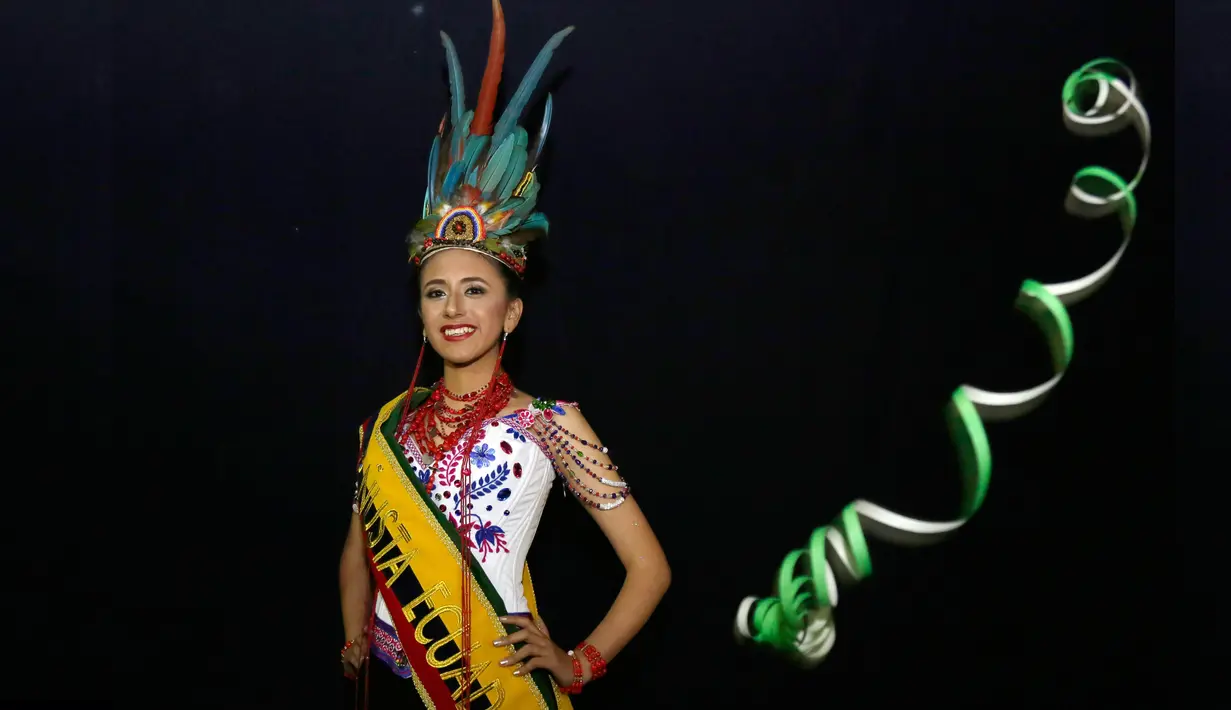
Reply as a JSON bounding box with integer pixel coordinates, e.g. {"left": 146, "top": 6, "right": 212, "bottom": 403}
{"left": 734, "top": 58, "right": 1152, "bottom": 666}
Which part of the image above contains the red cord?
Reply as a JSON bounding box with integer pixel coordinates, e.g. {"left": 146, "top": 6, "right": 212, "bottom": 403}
{"left": 458, "top": 336, "right": 507, "bottom": 710}
{"left": 395, "top": 337, "right": 428, "bottom": 440}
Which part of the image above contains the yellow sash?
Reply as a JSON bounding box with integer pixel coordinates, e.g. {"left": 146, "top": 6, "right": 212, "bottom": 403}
{"left": 359, "top": 393, "right": 573, "bottom": 710}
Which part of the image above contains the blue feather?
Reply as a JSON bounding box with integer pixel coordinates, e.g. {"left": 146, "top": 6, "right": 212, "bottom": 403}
{"left": 530, "top": 93, "right": 553, "bottom": 165}
{"left": 480, "top": 133, "right": 516, "bottom": 197}
{"left": 491, "top": 26, "right": 575, "bottom": 150}
{"left": 425, "top": 134, "right": 441, "bottom": 210}
{"left": 441, "top": 161, "right": 467, "bottom": 201}
{"left": 448, "top": 110, "right": 473, "bottom": 164}
{"left": 439, "top": 32, "right": 466, "bottom": 127}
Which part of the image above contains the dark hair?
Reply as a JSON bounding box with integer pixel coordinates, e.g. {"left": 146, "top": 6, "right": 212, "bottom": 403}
{"left": 412, "top": 257, "right": 521, "bottom": 300}
{"left": 494, "top": 262, "right": 521, "bottom": 300}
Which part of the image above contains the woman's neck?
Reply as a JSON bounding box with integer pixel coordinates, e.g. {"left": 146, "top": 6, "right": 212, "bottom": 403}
{"left": 441, "top": 347, "right": 501, "bottom": 396}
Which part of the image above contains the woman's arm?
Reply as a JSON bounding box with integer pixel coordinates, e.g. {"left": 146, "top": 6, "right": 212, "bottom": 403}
{"left": 339, "top": 511, "right": 372, "bottom": 668}
{"left": 547, "top": 406, "right": 671, "bottom": 676}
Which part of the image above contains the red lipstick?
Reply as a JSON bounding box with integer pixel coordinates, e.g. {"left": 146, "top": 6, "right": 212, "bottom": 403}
{"left": 440, "top": 324, "right": 477, "bottom": 342}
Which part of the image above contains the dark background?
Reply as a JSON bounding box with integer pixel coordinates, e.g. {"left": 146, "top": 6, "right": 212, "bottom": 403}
{"left": 3, "top": 0, "right": 1188, "bottom": 707}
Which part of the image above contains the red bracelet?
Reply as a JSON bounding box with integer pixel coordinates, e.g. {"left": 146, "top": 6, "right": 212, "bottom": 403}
{"left": 576, "top": 642, "right": 607, "bottom": 681}
{"left": 340, "top": 630, "right": 367, "bottom": 660}
{"left": 559, "top": 650, "right": 585, "bottom": 695}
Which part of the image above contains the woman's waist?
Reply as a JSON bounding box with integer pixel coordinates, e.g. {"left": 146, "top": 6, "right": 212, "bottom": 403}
{"left": 374, "top": 582, "right": 531, "bottom": 619}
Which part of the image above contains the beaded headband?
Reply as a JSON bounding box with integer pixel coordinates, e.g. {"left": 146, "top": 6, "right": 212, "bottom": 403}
{"left": 406, "top": 0, "right": 573, "bottom": 277}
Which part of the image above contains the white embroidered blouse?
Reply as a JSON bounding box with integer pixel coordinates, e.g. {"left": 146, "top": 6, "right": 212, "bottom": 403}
{"left": 352, "top": 399, "right": 627, "bottom": 627}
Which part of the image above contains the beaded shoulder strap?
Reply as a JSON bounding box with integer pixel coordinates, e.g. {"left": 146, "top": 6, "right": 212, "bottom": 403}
{"left": 527, "top": 399, "right": 631, "bottom": 511}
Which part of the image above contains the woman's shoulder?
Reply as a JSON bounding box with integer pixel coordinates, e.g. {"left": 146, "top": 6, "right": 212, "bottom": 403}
{"left": 506, "top": 392, "right": 580, "bottom": 418}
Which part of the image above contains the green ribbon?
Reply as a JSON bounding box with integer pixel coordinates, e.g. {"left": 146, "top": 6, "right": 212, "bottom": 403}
{"left": 734, "top": 58, "right": 1153, "bottom": 666}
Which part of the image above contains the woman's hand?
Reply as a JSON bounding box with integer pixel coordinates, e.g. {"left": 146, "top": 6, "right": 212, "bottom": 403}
{"left": 341, "top": 632, "right": 369, "bottom": 679}
{"left": 494, "top": 615, "right": 578, "bottom": 687}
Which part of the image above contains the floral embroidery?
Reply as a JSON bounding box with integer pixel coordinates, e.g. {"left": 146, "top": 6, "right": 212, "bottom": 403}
{"left": 447, "top": 511, "right": 479, "bottom": 550}
{"left": 531, "top": 399, "right": 567, "bottom": 420}
{"left": 474, "top": 520, "right": 509, "bottom": 562}
{"left": 466, "top": 463, "right": 511, "bottom": 503}
{"left": 515, "top": 409, "right": 537, "bottom": 429}
{"left": 506, "top": 427, "right": 526, "bottom": 443}
{"left": 470, "top": 443, "right": 496, "bottom": 468}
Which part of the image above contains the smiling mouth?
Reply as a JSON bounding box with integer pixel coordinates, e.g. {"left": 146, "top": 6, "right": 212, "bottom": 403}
{"left": 441, "top": 325, "right": 477, "bottom": 341}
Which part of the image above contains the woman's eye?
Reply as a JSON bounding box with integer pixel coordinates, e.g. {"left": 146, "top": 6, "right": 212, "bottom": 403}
{"left": 425, "top": 289, "right": 445, "bottom": 298}
{"left": 466, "top": 287, "right": 486, "bottom": 296}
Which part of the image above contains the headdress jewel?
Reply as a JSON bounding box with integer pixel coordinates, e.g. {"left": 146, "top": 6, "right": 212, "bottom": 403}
{"left": 406, "top": 0, "right": 573, "bottom": 277}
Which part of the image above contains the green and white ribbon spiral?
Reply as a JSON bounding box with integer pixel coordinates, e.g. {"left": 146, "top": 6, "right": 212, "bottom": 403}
{"left": 734, "top": 58, "right": 1152, "bottom": 666}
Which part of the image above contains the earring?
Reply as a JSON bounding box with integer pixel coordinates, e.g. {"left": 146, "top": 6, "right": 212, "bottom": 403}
{"left": 422, "top": 331, "right": 427, "bottom": 343}
{"left": 502, "top": 331, "right": 509, "bottom": 342}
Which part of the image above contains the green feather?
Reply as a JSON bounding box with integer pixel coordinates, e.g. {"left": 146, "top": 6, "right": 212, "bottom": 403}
{"left": 409, "top": 216, "right": 442, "bottom": 251}
{"left": 459, "top": 135, "right": 490, "bottom": 176}
{"left": 497, "top": 146, "right": 527, "bottom": 202}
{"left": 491, "top": 26, "right": 575, "bottom": 150}
{"left": 413, "top": 216, "right": 440, "bottom": 235}
{"left": 439, "top": 32, "right": 466, "bottom": 127}
{"left": 479, "top": 133, "right": 516, "bottom": 196}
{"left": 517, "top": 212, "right": 549, "bottom": 236}
{"left": 490, "top": 195, "right": 525, "bottom": 213}
{"left": 464, "top": 134, "right": 492, "bottom": 185}
{"left": 514, "top": 126, "right": 529, "bottom": 149}
{"left": 513, "top": 179, "right": 539, "bottom": 219}
{"left": 448, "top": 110, "right": 473, "bottom": 164}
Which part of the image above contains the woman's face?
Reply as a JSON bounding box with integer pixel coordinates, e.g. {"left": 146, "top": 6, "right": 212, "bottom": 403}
{"left": 419, "top": 249, "right": 522, "bottom": 366}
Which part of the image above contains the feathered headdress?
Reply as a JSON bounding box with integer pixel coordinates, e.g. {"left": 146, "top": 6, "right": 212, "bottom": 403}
{"left": 407, "top": 0, "right": 573, "bottom": 277}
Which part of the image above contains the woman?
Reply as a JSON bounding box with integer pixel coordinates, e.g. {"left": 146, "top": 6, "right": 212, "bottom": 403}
{"left": 337, "top": 3, "right": 670, "bottom": 708}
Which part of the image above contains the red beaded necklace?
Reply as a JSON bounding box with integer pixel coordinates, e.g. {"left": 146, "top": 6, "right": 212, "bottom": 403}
{"left": 405, "top": 372, "right": 513, "bottom": 461}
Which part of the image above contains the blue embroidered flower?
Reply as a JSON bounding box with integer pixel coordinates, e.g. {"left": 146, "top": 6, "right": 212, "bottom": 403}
{"left": 475, "top": 522, "right": 505, "bottom": 547}
{"left": 474, "top": 520, "right": 508, "bottom": 562}
{"left": 506, "top": 427, "right": 526, "bottom": 443}
{"left": 412, "top": 465, "right": 431, "bottom": 485}
{"left": 470, "top": 443, "right": 496, "bottom": 468}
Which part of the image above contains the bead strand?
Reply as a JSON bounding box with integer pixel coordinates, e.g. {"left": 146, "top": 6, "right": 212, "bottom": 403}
{"left": 553, "top": 452, "right": 629, "bottom": 501}
{"left": 543, "top": 421, "right": 627, "bottom": 488}
{"left": 577, "top": 643, "right": 607, "bottom": 681}
{"left": 544, "top": 417, "right": 618, "bottom": 469}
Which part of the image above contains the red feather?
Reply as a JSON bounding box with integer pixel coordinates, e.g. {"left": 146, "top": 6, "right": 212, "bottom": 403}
{"left": 458, "top": 184, "right": 482, "bottom": 206}
{"left": 469, "top": 0, "right": 506, "bottom": 136}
